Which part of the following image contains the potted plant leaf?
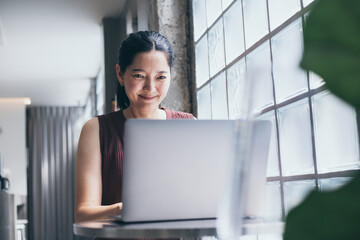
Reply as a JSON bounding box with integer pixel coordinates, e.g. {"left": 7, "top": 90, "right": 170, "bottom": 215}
{"left": 283, "top": 0, "right": 360, "bottom": 239}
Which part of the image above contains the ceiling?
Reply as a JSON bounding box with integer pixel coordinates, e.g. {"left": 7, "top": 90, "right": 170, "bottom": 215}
{"left": 0, "top": 0, "right": 126, "bottom": 106}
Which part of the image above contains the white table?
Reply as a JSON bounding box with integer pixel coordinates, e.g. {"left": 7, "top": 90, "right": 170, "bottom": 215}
{"left": 73, "top": 219, "right": 284, "bottom": 239}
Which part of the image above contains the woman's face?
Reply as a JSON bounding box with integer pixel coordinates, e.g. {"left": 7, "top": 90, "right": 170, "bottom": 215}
{"left": 117, "top": 50, "right": 171, "bottom": 112}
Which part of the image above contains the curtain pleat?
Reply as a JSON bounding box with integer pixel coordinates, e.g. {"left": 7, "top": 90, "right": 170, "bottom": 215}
{"left": 28, "top": 106, "right": 84, "bottom": 240}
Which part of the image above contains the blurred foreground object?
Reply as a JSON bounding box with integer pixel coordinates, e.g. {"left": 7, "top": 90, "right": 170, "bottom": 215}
{"left": 284, "top": 173, "right": 360, "bottom": 240}
{"left": 284, "top": 0, "right": 360, "bottom": 239}
{"left": 300, "top": 0, "right": 360, "bottom": 107}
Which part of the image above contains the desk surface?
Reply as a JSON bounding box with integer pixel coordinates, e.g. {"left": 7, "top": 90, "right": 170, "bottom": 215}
{"left": 73, "top": 219, "right": 284, "bottom": 239}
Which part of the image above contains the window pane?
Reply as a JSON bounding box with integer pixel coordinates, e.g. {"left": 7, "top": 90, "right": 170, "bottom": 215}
{"left": 224, "top": 0, "right": 245, "bottom": 64}
{"left": 96, "top": 73, "right": 105, "bottom": 115}
{"left": 262, "top": 181, "right": 282, "bottom": 221}
{"left": 239, "top": 235, "right": 257, "bottom": 240}
{"left": 258, "top": 111, "right": 279, "bottom": 177}
{"left": 268, "top": 0, "right": 301, "bottom": 30}
{"left": 319, "top": 177, "right": 353, "bottom": 192}
{"left": 222, "top": 0, "right": 233, "bottom": 10}
{"left": 284, "top": 180, "right": 316, "bottom": 215}
{"left": 197, "top": 84, "right": 212, "bottom": 119}
{"left": 206, "top": 0, "right": 222, "bottom": 27}
{"left": 192, "top": 0, "right": 207, "bottom": 41}
{"left": 211, "top": 73, "right": 228, "bottom": 119}
{"left": 303, "top": 11, "right": 311, "bottom": 24}
{"left": 309, "top": 71, "right": 324, "bottom": 89}
{"left": 258, "top": 234, "right": 283, "bottom": 240}
{"left": 272, "top": 19, "right": 308, "bottom": 103}
{"left": 278, "top": 99, "right": 314, "bottom": 176}
{"left": 243, "top": 0, "right": 269, "bottom": 49}
{"left": 303, "top": 0, "right": 314, "bottom": 7}
{"left": 312, "top": 91, "right": 360, "bottom": 173}
{"left": 246, "top": 41, "right": 274, "bottom": 112}
{"left": 208, "top": 19, "right": 226, "bottom": 77}
{"left": 195, "top": 35, "right": 210, "bottom": 88}
{"left": 227, "top": 59, "right": 246, "bottom": 119}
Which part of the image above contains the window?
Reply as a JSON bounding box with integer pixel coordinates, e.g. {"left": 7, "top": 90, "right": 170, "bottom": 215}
{"left": 96, "top": 67, "right": 105, "bottom": 115}
{"left": 192, "top": 0, "right": 360, "bottom": 237}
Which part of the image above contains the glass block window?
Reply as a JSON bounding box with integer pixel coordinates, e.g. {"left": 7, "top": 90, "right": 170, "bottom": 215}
{"left": 211, "top": 73, "right": 228, "bottom": 119}
{"left": 206, "top": 0, "right": 222, "bottom": 27}
{"left": 268, "top": 0, "right": 301, "bottom": 30}
{"left": 242, "top": 0, "right": 269, "bottom": 48}
{"left": 239, "top": 235, "right": 257, "bottom": 240}
{"left": 195, "top": 35, "right": 210, "bottom": 88}
{"left": 197, "top": 83, "right": 212, "bottom": 119}
{"left": 246, "top": 41, "right": 274, "bottom": 112}
{"left": 192, "top": 0, "right": 207, "bottom": 41}
{"left": 222, "top": 0, "right": 234, "bottom": 10}
{"left": 227, "top": 59, "right": 246, "bottom": 119}
{"left": 208, "top": 19, "right": 225, "bottom": 77}
{"left": 271, "top": 19, "right": 307, "bottom": 103}
{"left": 319, "top": 177, "right": 353, "bottom": 191}
{"left": 283, "top": 180, "right": 316, "bottom": 214}
{"left": 312, "top": 91, "right": 360, "bottom": 173}
{"left": 258, "top": 111, "right": 279, "bottom": 177}
{"left": 309, "top": 71, "right": 324, "bottom": 89}
{"left": 223, "top": 0, "right": 245, "bottom": 64}
{"left": 263, "top": 181, "right": 282, "bottom": 221}
{"left": 277, "top": 99, "right": 314, "bottom": 176}
{"left": 303, "top": 0, "right": 314, "bottom": 7}
{"left": 192, "top": 0, "right": 360, "bottom": 229}
{"left": 258, "top": 234, "right": 283, "bottom": 240}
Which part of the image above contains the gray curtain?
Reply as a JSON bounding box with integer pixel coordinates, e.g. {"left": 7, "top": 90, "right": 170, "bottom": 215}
{"left": 28, "top": 107, "right": 84, "bottom": 240}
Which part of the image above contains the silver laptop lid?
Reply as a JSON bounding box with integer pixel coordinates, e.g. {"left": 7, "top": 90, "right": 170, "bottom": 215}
{"left": 121, "top": 119, "right": 271, "bottom": 223}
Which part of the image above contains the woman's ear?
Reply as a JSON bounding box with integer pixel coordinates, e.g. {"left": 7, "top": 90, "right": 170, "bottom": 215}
{"left": 116, "top": 64, "right": 124, "bottom": 86}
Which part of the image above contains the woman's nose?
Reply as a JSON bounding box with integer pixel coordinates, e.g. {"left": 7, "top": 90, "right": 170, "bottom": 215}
{"left": 143, "top": 78, "right": 155, "bottom": 91}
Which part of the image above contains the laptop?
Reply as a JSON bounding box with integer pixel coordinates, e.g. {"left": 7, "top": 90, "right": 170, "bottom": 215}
{"left": 114, "top": 119, "right": 271, "bottom": 223}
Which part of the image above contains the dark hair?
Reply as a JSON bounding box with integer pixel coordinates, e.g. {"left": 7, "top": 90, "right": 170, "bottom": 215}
{"left": 117, "top": 31, "right": 174, "bottom": 109}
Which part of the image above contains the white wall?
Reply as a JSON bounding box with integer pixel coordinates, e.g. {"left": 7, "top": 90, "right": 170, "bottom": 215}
{"left": 137, "top": 0, "right": 149, "bottom": 31}
{"left": 0, "top": 98, "right": 27, "bottom": 195}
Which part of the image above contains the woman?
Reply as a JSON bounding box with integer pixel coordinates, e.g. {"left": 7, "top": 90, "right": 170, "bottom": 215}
{"left": 75, "top": 31, "right": 194, "bottom": 222}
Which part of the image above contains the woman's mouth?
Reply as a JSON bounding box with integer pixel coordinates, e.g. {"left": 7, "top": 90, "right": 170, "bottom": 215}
{"left": 139, "top": 95, "right": 157, "bottom": 101}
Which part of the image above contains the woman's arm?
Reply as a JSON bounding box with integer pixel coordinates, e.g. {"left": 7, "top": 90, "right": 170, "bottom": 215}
{"left": 74, "top": 118, "right": 122, "bottom": 223}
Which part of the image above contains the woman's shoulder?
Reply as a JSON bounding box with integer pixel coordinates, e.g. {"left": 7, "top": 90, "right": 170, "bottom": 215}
{"left": 82, "top": 117, "right": 99, "bottom": 130}
{"left": 96, "top": 110, "right": 124, "bottom": 121}
{"left": 95, "top": 110, "right": 126, "bottom": 135}
{"left": 163, "top": 107, "right": 195, "bottom": 119}
{"left": 96, "top": 111, "right": 125, "bottom": 127}
{"left": 79, "top": 117, "right": 99, "bottom": 141}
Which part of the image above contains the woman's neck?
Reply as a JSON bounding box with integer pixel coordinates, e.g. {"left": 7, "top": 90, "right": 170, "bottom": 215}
{"left": 123, "top": 106, "right": 166, "bottom": 119}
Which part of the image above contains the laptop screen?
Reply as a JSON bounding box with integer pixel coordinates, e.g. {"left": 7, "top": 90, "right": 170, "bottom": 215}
{"left": 121, "top": 119, "right": 271, "bottom": 223}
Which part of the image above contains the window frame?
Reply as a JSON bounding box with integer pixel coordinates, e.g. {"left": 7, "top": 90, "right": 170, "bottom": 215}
{"left": 192, "top": 0, "right": 360, "bottom": 221}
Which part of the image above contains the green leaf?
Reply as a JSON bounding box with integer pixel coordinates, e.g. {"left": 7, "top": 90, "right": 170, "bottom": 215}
{"left": 284, "top": 1, "right": 360, "bottom": 239}
{"left": 300, "top": 0, "right": 360, "bottom": 108}
{"left": 283, "top": 172, "right": 360, "bottom": 240}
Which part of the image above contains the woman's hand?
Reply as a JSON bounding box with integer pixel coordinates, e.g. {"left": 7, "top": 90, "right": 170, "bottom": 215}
{"left": 75, "top": 202, "right": 123, "bottom": 222}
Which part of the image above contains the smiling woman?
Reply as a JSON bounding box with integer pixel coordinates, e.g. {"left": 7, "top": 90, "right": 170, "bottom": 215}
{"left": 74, "top": 31, "right": 194, "bottom": 226}
{"left": 116, "top": 32, "right": 174, "bottom": 119}
{"left": 117, "top": 50, "right": 171, "bottom": 119}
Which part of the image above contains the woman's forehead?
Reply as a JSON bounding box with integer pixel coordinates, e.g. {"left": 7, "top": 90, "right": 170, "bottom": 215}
{"left": 129, "top": 50, "right": 170, "bottom": 70}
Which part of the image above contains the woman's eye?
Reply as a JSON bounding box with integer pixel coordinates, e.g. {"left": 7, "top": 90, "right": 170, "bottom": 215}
{"left": 157, "top": 76, "right": 166, "bottom": 80}
{"left": 133, "top": 74, "right": 144, "bottom": 78}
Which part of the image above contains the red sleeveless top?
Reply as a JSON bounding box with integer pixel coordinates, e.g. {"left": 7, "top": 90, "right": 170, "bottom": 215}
{"left": 97, "top": 108, "right": 194, "bottom": 205}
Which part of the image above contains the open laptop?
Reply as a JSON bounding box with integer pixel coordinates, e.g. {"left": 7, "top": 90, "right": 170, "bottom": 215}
{"left": 114, "top": 119, "right": 271, "bottom": 223}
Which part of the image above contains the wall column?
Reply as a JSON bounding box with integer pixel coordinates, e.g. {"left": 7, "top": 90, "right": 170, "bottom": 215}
{"left": 103, "top": 18, "right": 126, "bottom": 113}
{"left": 148, "top": 0, "right": 196, "bottom": 114}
